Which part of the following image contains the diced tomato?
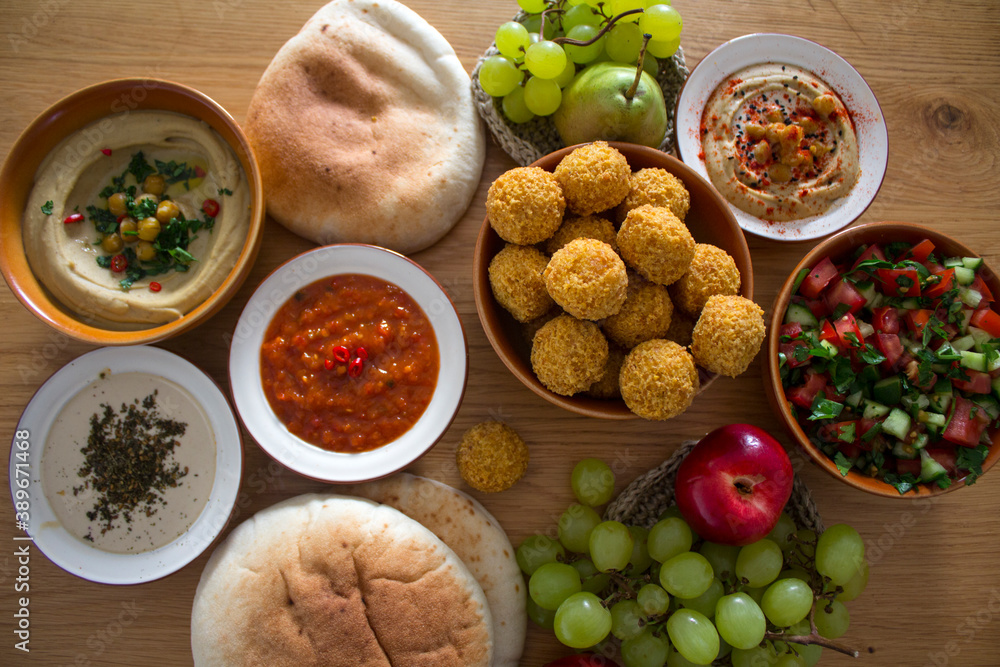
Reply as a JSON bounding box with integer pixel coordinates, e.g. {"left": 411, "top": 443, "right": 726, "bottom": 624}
{"left": 787, "top": 372, "right": 829, "bottom": 410}
{"left": 872, "top": 306, "right": 900, "bottom": 334}
{"left": 895, "top": 458, "right": 922, "bottom": 477}
{"left": 923, "top": 268, "right": 956, "bottom": 299}
{"left": 780, "top": 322, "right": 803, "bottom": 339}
{"left": 904, "top": 309, "right": 934, "bottom": 337}
{"left": 942, "top": 396, "right": 990, "bottom": 447}
{"left": 876, "top": 267, "right": 921, "bottom": 297}
{"left": 849, "top": 243, "right": 886, "bottom": 278}
{"left": 779, "top": 323, "right": 812, "bottom": 368}
{"left": 856, "top": 417, "right": 879, "bottom": 450}
{"left": 925, "top": 445, "right": 959, "bottom": 478}
{"left": 837, "top": 441, "right": 863, "bottom": 459}
{"left": 970, "top": 308, "right": 1000, "bottom": 338}
{"left": 952, "top": 369, "right": 992, "bottom": 394}
{"left": 820, "top": 420, "right": 858, "bottom": 444}
{"left": 800, "top": 256, "right": 839, "bottom": 299}
{"left": 833, "top": 312, "right": 864, "bottom": 348}
{"left": 824, "top": 278, "right": 867, "bottom": 315}
{"left": 971, "top": 274, "right": 995, "bottom": 303}
{"left": 818, "top": 320, "right": 838, "bottom": 345}
{"left": 903, "top": 239, "right": 935, "bottom": 264}
{"left": 873, "top": 333, "right": 905, "bottom": 371}
{"left": 803, "top": 297, "right": 830, "bottom": 319}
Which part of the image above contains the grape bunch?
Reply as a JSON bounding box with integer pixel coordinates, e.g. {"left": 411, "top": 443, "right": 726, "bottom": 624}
{"left": 479, "top": 0, "right": 684, "bottom": 124}
{"left": 518, "top": 458, "right": 867, "bottom": 666}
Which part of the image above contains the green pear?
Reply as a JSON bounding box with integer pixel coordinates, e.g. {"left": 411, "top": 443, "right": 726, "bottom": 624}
{"left": 554, "top": 61, "right": 668, "bottom": 148}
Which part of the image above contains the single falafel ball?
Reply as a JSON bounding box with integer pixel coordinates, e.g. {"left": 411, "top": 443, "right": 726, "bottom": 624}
{"left": 531, "top": 313, "right": 608, "bottom": 396}
{"left": 691, "top": 295, "right": 766, "bottom": 377}
{"left": 489, "top": 244, "right": 555, "bottom": 323}
{"left": 544, "top": 238, "right": 628, "bottom": 320}
{"left": 670, "top": 243, "right": 742, "bottom": 317}
{"left": 456, "top": 421, "right": 529, "bottom": 493}
{"left": 619, "top": 339, "right": 699, "bottom": 420}
{"left": 553, "top": 141, "right": 630, "bottom": 216}
{"left": 601, "top": 273, "right": 674, "bottom": 349}
{"left": 487, "top": 166, "right": 565, "bottom": 245}
{"left": 617, "top": 205, "right": 695, "bottom": 286}
{"left": 544, "top": 215, "right": 618, "bottom": 255}
{"left": 615, "top": 167, "right": 692, "bottom": 223}
{"left": 587, "top": 344, "right": 628, "bottom": 399}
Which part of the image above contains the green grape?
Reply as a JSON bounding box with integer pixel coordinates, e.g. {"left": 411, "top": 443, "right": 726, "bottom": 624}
{"left": 786, "top": 620, "right": 824, "bottom": 666}
{"left": 529, "top": 562, "right": 582, "bottom": 610}
{"left": 523, "top": 76, "right": 562, "bottom": 116}
{"left": 589, "top": 520, "right": 634, "bottom": 572}
{"left": 659, "top": 552, "right": 713, "bottom": 600}
{"left": 554, "top": 59, "right": 576, "bottom": 88}
{"left": 610, "top": 599, "right": 645, "bottom": 641}
{"left": 610, "top": 0, "right": 645, "bottom": 21}
{"left": 572, "top": 557, "right": 611, "bottom": 594}
{"left": 774, "top": 653, "right": 808, "bottom": 667}
{"left": 495, "top": 21, "right": 531, "bottom": 60}
{"left": 642, "top": 52, "right": 659, "bottom": 77}
{"left": 666, "top": 644, "right": 702, "bottom": 667}
{"left": 647, "top": 516, "right": 693, "bottom": 563}
{"left": 731, "top": 644, "right": 778, "bottom": 667}
{"left": 739, "top": 585, "right": 766, "bottom": 605}
{"left": 778, "top": 568, "right": 811, "bottom": 583}
{"left": 501, "top": 86, "right": 535, "bottom": 124}
{"left": 814, "top": 599, "right": 850, "bottom": 639}
{"left": 761, "top": 578, "right": 814, "bottom": 627}
{"left": 767, "top": 513, "right": 798, "bottom": 553}
{"left": 525, "top": 40, "right": 568, "bottom": 79}
{"left": 699, "top": 542, "right": 740, "bottom": 581}
{"left": 815, "top": 524, "right": 866, "bottom": 587}
{"left": 558, "top": 503, "right": 601, "bottom": 553}
{"left": 520, "top": 14, "right": 558, "bottom": 41}
{"left": 478, "top": 55, "right": 522, "bottom": 98}
{"left": 562, "top": 3, "right": 602, "bottom": 31}
{"left": 646, "top": 36, "right": 680, "bottom": 59}
{"left": 637, "top": 583, "right": 670, "bottom": 616}
{"left": 836, "top": 559, "right": 869, "bottom": 602}
{"left": 666, "top": 609, "right": 720, "bottom": 666}
{"left": 564, "top": 24, "right": 605, "bottom": 64}
{"left": 678, "top": 577, "right": 723, "bottom": 619}
{"left": 605, "top": 21, "right": 644, "bottom": 64}
{"left": 621, "top": 627, "right": 669, "bottom": 667}
{"left": 638, "top": 4, "right": 682, "bottom": 42}
{"left": 627, "top": 525, "right": 654, "bottom": 575}
{"left": 643, "top": 0, "right": 671, "bottom": 7}
{"left": 792, "top": 529, "right": 817, "bottom": 561}
{"left": 518, "top": 0, "right": 548, "bottom": 14}
{"left": 516, "top": 534, "right": 566, "bottom": 576}
{"left": 571, "top": 457, "right": 616, "bottom": 506}
{"left": 553, "top": 591, "right": 613, "bottom": 649}
{"left": 527, "top": 595, "right": 556, "bottom": 629}
{"left": 715, "top": 592, "right": 766, "bottom": 650}
{"left": 735, "top": 539, "right": 783, "bottom": 588}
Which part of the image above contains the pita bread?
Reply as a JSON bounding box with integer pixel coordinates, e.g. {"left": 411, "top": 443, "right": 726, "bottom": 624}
{"left": 190, "top": 494, "right": 492, "bottom": 667}
{"left": 245, "top": 0, "right": 485, "bottom": 254}
{"left": 345, "top": 474, "right": 526, "bottom": 667}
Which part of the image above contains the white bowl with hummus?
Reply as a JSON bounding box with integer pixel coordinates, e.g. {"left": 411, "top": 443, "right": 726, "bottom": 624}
{"left": 9, "top": 346, "right": 242, "bottom": 584}
{"left": 675, "top": 33, "right": 888, "bottom": 241}
{"left": 229, "top": 244, "right": 468, "bottom": 483}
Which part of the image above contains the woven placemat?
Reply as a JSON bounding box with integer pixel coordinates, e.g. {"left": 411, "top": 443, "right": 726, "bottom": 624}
{"left": 604, "top": 440, "right": 826, "bottom": 535}
{"left": 470, "top": 11, "right": 691, "bottom": 166}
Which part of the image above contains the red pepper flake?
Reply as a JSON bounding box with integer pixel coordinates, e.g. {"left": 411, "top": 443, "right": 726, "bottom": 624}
{"left": 202, "top": 198, "right": 220, "bottom": 218}
{"left": 194, "top": 165, "right": 206, "bottom": 178}
{"left": 63, "top": 213, "right": 84, "bottom": 224}
{"left": 355, "top": 346, "right": 368, "bottom": 361}
{"left": 101, "top": 148, "right": 112, "bottom": 156}
{"left": 324, "top": 358, "right": 335, "bottom": 370}
{"left": 348, "top": 357, "right": 363, "bottom": 378}
{"left": 332, "top": 345, "right": 350, "bottom": 363}
{"left": 149, "top": 281, "right": 162, "bottom": 292}
{"left": 110, "top": 254, "right": 127, "bottom": 273}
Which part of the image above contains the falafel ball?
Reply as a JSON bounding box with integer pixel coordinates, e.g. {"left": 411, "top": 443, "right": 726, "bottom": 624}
{"left": 587, "top": 344, "right": 627, "bottom": 399}
{"left": 544, "top": 215, "right": 618, "bottom": 255}
{"left": 487, "top": 166, "right": 565, "bottom": 245}
{"left": 531, "top": 314, "right": 609, "bottom": 396}
{"left": 456, "top": 421, "right": 529, "bottom": 493}
{"left": 615, "top": 167, "right": 692, "bottom": 223}
{"left": 601, "top": 273, "right": 674, "bottom": 349}
{"left": 489, "top": 244, "right": 555, "bottom": 323}
{"left": 544, "top": 238, "right": 628, "bottom": 321}
{"left": 664, "top": 309, "right": 696, "bottom": 348}
{"left": 619, "top": 339, "right": 699, "bottom": 420}
{"left": 670, "top": 243, "right": 742, "bottom": 316}
{"left": 553, "top": 141, "right": 630, "bottom": 216}
{"left": 690, "top": 295, "right": 766, "bottom": 377}
{"left": 617, "top": 204, "right": 695, "bottom": 286}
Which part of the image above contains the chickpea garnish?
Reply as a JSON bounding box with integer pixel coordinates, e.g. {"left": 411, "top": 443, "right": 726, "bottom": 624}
{"left": 108, "top": 192, "right": 128, "bottom": 217}
{"left": 136, "top": 240, "right": 157, "bottom": 261}
{"left": 119, "top": 217, "right": 138, "bottom": 244}
{"left": 138, "top": 217, "right": 161, "bottom": 241}
{"left": 156, "top": 200, "right": 180, "bottom": 224}
{"left": 768, "top": 163, "right": 792, "bottom": 183}
{"left": 142, "top": 173, "right": 166, "bottom": 196}
{"left": 101, "top": 233, "right": 124, "bottom": 254}
{"left": 134, "top": 192, "right": 158, "bottom": 209}
{"left": 812, "top": 93, "right": 837, "bottom": 117}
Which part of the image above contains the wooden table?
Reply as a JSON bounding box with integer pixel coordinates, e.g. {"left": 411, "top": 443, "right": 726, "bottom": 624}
{"left": 2, "top": 1, "right": 998, "bottom": 665}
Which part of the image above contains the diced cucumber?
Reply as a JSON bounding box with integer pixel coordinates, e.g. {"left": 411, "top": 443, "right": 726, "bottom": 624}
{"left": 960, "top": 350, "right": 988, "bottom": 372}
{"left": 819, "top": 339, "right": 839, "bottom": 357}
{"left": 856, "top": 281, "right": 877, "bottom": 305}
{"left": 917, "top": 410, "right": 947, "bottom": 428}
{"left": 952, "top": 334, "right": 977, "bottom": 352}
{"left": 858, "top": 320, "right": 875, "bottom": 339}
{"left": 972, "top": 395, "right": 1000, "bottom": 420}
{"left": 846, "top": 390, "right": 864, "bottom": 409}
{"left": 954, "top": 266, "right": 976, "bottom": 286}
{"left": 919, "top": 449, "right": 948, "bottom": 482}
{"left": 882, "top": 407, "right": 912, "bottom": 440}
{"left": 970, "top": 327, "right": 993, "bottom": 350}
{"left": 873, "top": 376, "right": 903, "bottom": 405}
{"left": 791, "top": 267, "right": 811, "bottom": 294}
{"left": 962, "top": 257, "right": 984, "bottom": 270}
{"left": 928, "top": 391, "right": 953, "bottom": 414}
{"left": 862, "top": 399, "right": 891, "bottom": 419}
{"left": 960, "top": 288, "right": 983, "bottom": 308}
{"left": 993, "top": 375, "right": 1000, "bottom": 402}
{"left": 892, "top": 440, "right": 919, "bottom": 459}
{"left": 859, "top": 365, "right": 881, "bottom": 385}
{"left": 784, "top": 302, "right": 819, "bottom": 330}
{"left": 900, "top": 298, "right": 921, "bottom": 310}
{"left": 912, "top": 432, "right": 930, "bottom": 450}
{"left": 866, "top": 291, "right": 885, "bottom": 310}
{"left": 902, "top": 394, "right": 930, "bottom": 411}
{"left": 943, "top": 256, "right": 965, "bottom": 268}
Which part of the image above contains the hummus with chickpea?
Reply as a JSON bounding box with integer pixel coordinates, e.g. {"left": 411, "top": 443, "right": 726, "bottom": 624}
{"left": 700, "top": 63, "right": 860, "bottom": 222}
{"left": 23, "top": 110, "right": 250, "bottom": 326}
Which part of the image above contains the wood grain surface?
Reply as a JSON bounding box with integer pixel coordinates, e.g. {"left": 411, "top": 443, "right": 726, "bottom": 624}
{"left": 1, "top": 1, "right": 999, "bottom": 665}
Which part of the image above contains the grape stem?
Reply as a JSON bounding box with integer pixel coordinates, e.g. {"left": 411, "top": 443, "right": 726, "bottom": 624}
{"left": 763, "top": 630, "right": 861, "bottom": 658}
{"left": 625, "top": 34, "right": 652, "bottom": 101}
{"left": 552, "top": 8, "right": 644, "bottom": 47}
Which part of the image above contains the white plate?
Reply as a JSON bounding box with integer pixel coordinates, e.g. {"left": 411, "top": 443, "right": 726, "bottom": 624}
{"left": 675, "top": 33, "right": 888, "bottom": 241}
{"left": 9, "top": 346, "right": 243, "bottom": 585}
{"left": 229, "top": 244, "right": 468, "bottom": 483}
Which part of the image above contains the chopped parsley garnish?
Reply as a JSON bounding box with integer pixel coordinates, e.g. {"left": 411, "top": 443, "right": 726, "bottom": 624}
{"left": 217, "top": 187, "right": 232, "bottom": 196}
{"left": 155, "top": 159, "right": 197, "bottom": 188}
{"left": 808, "top": 395, "right": 844, "bottom": 421}
{"left": 957, "top": 444, "right": 989, "bottom": 485}
{"left": 127, "top": 151, "right": 156, "bottom": 184}
{"left": 86, "top": 205, "right": 119, "bottom": 235}
{"left": 833, "top": 452, "right": 853, "bottom": 476}
{"left": 41, "top": 200, "right": 54, "bottom": 215}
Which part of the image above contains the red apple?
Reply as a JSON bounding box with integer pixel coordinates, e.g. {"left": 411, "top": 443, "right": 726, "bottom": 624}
{"left": 544, "top": 655, "right": 619, "bottom": 667}
{"left": 674, "top": 424, "right": 794, "bottom": 546}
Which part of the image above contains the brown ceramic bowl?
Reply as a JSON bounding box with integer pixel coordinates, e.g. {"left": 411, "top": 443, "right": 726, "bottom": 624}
{"left": 473, "top": 142, "right": 753, "bottom": 419}
{"left": 763, "top": 221, "right": 1000, "bottom": 497}
{"left": 0, "top": 78, "right": 264, "bottom": 345}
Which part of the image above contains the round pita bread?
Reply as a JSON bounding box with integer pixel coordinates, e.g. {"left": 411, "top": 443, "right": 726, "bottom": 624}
{"left": 345, "top": 474, "right": 526, "bottom": 667}
{"left": 245, "top": 0, "right": 485, "bottom": 254}
{"left": 190, "top": 494, "right": 492, "bottom": 667}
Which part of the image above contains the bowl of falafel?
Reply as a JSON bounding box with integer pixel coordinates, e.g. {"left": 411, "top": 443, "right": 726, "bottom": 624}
{"left": 473, "top": 141, "right": 765, "bottom": 420}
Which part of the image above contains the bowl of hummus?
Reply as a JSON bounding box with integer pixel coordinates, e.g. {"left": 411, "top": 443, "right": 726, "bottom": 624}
{"left": 0, "top": 78, "right": 264, "bottom": 344}
{"left": 675, "top": 34, "right": 888, "bottom": 241}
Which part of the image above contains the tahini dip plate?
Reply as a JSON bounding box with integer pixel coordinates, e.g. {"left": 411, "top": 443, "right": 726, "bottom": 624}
{"left": 675, "top": 33, "right": 888, "bottom": 241}
{"left": 9, "top": 346, "right": 242, "bottom": 584}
